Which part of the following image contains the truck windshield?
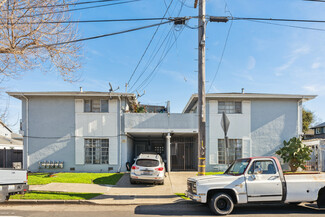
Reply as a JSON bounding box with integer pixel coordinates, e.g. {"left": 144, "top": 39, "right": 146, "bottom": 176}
{"left": 224, "top": 159, "right": 250, "bottom": 175}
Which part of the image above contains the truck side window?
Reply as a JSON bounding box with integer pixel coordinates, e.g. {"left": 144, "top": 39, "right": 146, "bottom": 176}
{"left": 247, "top": 160, "right": 276, "bottom": 175}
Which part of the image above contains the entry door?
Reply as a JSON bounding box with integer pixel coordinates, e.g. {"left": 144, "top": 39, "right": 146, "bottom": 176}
{"left": 171, "top": 142, "right": 195, "bottom": 171}
{"left": 245, "top": 160, "right": 283, "bottom": 202}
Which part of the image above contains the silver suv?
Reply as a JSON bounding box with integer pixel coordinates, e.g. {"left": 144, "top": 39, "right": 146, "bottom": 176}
{"left": 130, "top": 153, "right": 165, "bottom": 185}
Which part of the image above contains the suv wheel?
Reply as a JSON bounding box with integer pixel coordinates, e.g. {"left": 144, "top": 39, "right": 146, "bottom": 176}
{"left": 209, "top": 193, "right": 234, "bottom": 215}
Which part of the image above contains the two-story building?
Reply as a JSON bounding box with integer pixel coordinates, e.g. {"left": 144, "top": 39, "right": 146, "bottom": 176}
{"left": 7, "top": 91, "right": 316, "bottom": 172}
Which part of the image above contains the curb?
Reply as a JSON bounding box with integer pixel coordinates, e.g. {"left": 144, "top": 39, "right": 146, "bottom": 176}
{"left": 4, "top": 199, "right": 198, "bottom": 206}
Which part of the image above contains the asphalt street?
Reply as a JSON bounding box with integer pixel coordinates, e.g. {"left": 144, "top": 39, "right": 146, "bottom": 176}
{"left": 0, "top": 202, "right": 324, "bottom": 217}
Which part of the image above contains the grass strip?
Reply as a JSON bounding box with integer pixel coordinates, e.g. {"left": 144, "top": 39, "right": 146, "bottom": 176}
{"left": 175, "top": 193, "right": 190, "bottom": 200}
{"left": 28, "top": 173, "right": 124, "bottom": 185}
{"left": 10, "top": 191, "right": 101, "bottom": 200}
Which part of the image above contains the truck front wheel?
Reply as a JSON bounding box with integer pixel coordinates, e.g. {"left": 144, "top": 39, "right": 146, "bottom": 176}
{"left": 209, "top": 193, "right": 234, "bottom": 215}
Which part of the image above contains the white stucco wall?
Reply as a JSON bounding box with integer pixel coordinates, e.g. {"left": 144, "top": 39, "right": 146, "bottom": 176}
{"left": 206, "top": 100, "right": 251, "bottom": 171}
{"left": 75, "top": 99, "right": 119, "bottom": 165}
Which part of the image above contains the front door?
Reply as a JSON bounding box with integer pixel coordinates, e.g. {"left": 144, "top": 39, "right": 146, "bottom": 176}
{"left": 171, "top": 137, "right": 196, "bottom": 171}
{"left": 245, "top": 160, "right": 283, "bottom": 202}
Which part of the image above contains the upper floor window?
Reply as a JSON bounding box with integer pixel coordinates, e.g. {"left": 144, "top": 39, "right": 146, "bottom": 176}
{"left": 84, "top": 99, "right": 109, "bottom": 113}
{"left": 316, "top": 127, "right": 324, "bottom": 135}
{"left": 218, "top": 101, "right": 242, "bottom": 114}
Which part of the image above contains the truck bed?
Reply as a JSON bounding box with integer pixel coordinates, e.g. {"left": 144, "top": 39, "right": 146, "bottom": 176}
{"left": 0, "top": 169, "right": 28, "bottom": 185}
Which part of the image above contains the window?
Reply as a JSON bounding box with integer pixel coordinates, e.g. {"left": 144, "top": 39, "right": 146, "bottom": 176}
{"left": 84, "top": 99, "right": 109, "bottom": 112}
{"left": 218, "top": 139, "right": 242, "bottom": 164}
{"left": 218, "top": 101, "right": 242, "bottom": 114}
{"left": 85, "top": 139, "right": 109, "bottom": 164}
{"left": 247, "top": 160, "right": 276, "bottom": 175}
{"left": 316, "top": 127, "right": 324, "bottom": 135}
{"left": 136, "top": 159, "right": 159, "bottom": 167}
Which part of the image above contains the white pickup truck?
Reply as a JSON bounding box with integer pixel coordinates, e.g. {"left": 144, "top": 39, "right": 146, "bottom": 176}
{"left": 186, "top": 157, "right": 325, "bottom": 215}
{"left": 0, "top": 169, "right": 29, "bottom": 202}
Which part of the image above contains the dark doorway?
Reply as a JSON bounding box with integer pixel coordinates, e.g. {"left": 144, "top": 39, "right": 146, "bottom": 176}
{"left": 171, "top": 137, "right": 196, "bottom": 171}
{"left": 134, "top": 137, "right": 165, "bottom": 160}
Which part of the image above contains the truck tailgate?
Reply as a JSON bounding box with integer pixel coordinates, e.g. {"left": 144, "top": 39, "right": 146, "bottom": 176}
{"left": 0, "top": 170, "right": 27, "bottom": 185}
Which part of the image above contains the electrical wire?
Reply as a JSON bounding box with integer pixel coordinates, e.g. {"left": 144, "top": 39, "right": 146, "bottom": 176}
{"left": 8, "top": 17, "right": 169, "bottom": 25}
{"left": 29, "top": 20, "right": 173, "bottom": 49}
{"left": 207, "top": 20, "right": 233, "bottom": 93}
{"left": 246, "top": 19, "right": 325, "bottom": 32}
{"left": 8, "top": 0, "right": 139, "bottom": 19}
{"left": 136, "top": 26, "right": 185, "bottom": 92}
{"left": 127, "top": 0, "right": 174, "bottom": 90}
{"left": 2, "top": 0, "right": 121, "bottom": 11}
{"left": 233, "top": 17, "right": 325, "bottom": 23}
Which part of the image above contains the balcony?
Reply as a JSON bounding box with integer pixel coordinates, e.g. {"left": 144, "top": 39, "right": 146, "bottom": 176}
{"left": 124, "top": 113, "right": 198, "bottom": 134}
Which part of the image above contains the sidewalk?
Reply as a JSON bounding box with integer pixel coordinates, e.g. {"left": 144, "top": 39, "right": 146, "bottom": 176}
{"left": 9, "top": 172, "right": 197, "bottom": 205}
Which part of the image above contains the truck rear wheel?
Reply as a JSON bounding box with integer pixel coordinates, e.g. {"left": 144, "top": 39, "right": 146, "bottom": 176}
{"left": 317, "top": 189, "right": 325, "bottom": 208}
{"left": 5, "top": 195, "right": 10, "bottom": 201}
{"left": 209, "top": 193, "right": 234, "bottom": 215}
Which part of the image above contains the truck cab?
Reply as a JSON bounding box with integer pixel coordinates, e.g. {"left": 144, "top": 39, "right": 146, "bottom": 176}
{"left": 186, "top": 157, "right": 325, "bottom": 215}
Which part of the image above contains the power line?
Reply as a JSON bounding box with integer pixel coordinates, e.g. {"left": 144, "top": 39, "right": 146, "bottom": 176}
{"left": 8, "top": 0, "right": 139, "bottom": 19}
{"left": 136, "top": 26, "right": 185, "bottom": 92}
{"left": 7, "top": 17, "right": 169, "bottom": 25}
{"left": 29, "top": 20, "right": 173, "bottom": 49}
{"left": 232, "top": 17, "right": 325, "bottom": 23}
{"left": 247, "top": 19, "right": 325, "bottom": 32}
{"left": 207, "top": 20, "right": 233, "bottom": 93}
{"left": 127, "top": 0, "right": 174, "bottom": 90}
{"left": 2, "top": 0, "right": 121, "bottom": 11}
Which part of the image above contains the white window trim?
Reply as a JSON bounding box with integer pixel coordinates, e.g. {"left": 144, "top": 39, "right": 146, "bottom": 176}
{"left": 84, "top": 99, "right": 109, "bottom": 113}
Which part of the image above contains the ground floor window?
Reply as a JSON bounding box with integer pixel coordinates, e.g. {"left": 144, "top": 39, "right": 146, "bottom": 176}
{"left": 85, "top": 139, "right": 109, "bottom": 164}
{"left": 218, "top": 139, "right": 242, "bottom": 164}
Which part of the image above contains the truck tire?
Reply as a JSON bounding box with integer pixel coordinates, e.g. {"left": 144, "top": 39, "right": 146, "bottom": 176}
{"left": 317, "top": 189, "right": 325, "bottom": 208}
{"left": 209, "top": 193, "right": 234, "bottom": 215}
{"left": 130, "top": 179, "right": 136, "bottom": 184}
{"left": 5, "top": 195, "right": 10, "bottom": 201}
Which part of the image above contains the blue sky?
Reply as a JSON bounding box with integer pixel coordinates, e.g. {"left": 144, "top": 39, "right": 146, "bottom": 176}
{"left": 1, "top": 0, "right": 325, "bottom": 131}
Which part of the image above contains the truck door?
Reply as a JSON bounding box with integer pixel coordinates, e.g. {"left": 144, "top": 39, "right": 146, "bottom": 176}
{"left": 245, "top": 159, "right": 283, "bottom": 202}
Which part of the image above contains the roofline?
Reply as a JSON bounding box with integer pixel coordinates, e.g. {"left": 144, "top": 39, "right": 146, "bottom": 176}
{"left": 183, "top": 93, "right": 317, "bottom": 113}
{"left": 7, "top": 91, "right": 137, "bottom": 99}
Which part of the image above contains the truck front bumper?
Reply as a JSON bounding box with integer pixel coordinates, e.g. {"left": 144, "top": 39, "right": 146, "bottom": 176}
{"left": 186, "top": 191, "right": 202, "bottom": 202}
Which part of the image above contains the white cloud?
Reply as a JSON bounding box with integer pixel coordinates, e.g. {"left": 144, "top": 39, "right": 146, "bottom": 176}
{"left": 312, "top": 62, "right": 321, "bottom": 69}
{"left": 247, "top": 56, "right": 256, "bottom": 70}
{"left": 275, "top": 45, "right": 310, "bottom": 76}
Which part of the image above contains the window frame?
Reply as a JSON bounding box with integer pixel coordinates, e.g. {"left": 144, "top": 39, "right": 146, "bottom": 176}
{"left": 84, "top": 138, "right": 109, "bottom": 164}
{"left": 247, "top": 160, "right": 278, "bottom": 175}
{"left": 84, "top": 99, "right": 109, "bottom": 113}
{"left": 218, "top": 138, "right": 243, "bottom": 164}
{"left": 218, "top": 101, "right": 242, "bottom": 114}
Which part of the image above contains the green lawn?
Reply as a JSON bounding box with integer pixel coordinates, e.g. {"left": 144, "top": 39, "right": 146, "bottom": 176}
{"left": 11, "top": 191, "right": 101, "bottom": 200}
{"left": 28, "top": 173, "right": 124, "bottom": 185}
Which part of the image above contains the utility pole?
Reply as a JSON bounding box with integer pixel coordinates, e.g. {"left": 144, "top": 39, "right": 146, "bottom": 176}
{"left": 197, "top": 0, "right": 206, "bottom": 176}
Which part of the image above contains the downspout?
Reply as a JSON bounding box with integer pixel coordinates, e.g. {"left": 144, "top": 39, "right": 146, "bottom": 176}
{"left": 298, "top": 99, "right": 303, "bottom": 138}
{"left": 21, "top": 94, "right": 29, "bottom": 170}
{"left": 118, "top": 96, "right": 122, "bottom": 172}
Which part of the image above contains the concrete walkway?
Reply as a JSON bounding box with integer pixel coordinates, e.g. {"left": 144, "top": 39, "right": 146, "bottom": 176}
{"left": 25, "top": 172, "right": 197, "bottom": 205}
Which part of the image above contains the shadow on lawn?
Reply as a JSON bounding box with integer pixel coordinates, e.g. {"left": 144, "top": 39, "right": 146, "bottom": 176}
{"left": 93, "top": 174, "right": 124, "bottom": 185}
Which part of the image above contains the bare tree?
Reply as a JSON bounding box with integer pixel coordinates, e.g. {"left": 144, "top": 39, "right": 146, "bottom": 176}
{"left": 0, "top": 0, "right": 81, "bottom": 82}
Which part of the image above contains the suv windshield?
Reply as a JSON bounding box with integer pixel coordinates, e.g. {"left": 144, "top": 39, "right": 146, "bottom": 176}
{"left": 224, "top": 159, "right": 250, "bottom": 175}
{"left": 136, "top": 159, "right": 159, "bottom": 167}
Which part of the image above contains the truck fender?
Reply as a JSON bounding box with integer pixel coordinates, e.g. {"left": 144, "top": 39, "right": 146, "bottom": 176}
{"left": 207, "top": 188, "right": 238, "bottom": 204}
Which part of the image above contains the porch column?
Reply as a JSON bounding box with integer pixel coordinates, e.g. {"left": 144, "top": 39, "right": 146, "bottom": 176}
{"left": 166, "top": 133, "right": 171, "bottom": 172}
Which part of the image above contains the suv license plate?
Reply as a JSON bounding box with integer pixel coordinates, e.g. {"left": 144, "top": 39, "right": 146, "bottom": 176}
{"left": 142, "top": 171, "right": 152, "bottom": 175}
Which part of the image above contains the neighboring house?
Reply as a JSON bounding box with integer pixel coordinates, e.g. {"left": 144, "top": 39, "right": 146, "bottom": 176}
{"left": 7, "top": 91, "right": 315, "bottom": 172}
{"left": 310, "top": 122, "right": 325, "bottom": 139}
{"left": 303, "top": 139, "right": 325, "bottom": 172}
{"left": 0, "top": 120, "right": 23, "bottom": 169}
